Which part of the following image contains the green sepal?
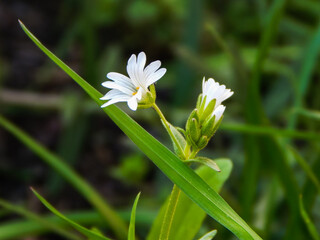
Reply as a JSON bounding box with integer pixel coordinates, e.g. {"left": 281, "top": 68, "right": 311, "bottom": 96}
{"left": 189, "top": 118, "right": 201, "bottom": 143}
{"left": 186, "top": 133, "right": 198, "bottom": 149}
{"left": 196, "top": 94, "right": 203, "bottom": 109}
{"left": 200, "top": 99, "right": 216, "bottom": 122}
{"left": 186, "top": 109, "right": 200, "bottom": 128}
{"left": 176, "top": 127, "right": 186, "bottom": 137}
{"left": 198, "top": 229, "right": 218, "bottom": 240}
{"left": 201, "top": 114, "right": 216, "bottom": 137}
{"left": 137, "top": 85, "right": 156, "bottom": 109}
{"left": 209, "top": 115, "right": 223, "bottom": 138}
{"left": 185, "top": 157, "right": 221, "bottom": 172}
{"left": 161, "top": 120, "right": 187, "bottom": 159}
{"left": 198, "top": 95, "right": 207, "bottom": 117}
{"left": 196, "top": 136, "right": 209, "bottom": 150}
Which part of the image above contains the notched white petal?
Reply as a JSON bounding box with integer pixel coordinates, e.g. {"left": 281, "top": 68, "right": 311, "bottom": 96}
{"left": 147, "top": 68, "right": 166, "bottom": 86}
{"left": 128, "top": 97, "right": 138, "bottom": 111}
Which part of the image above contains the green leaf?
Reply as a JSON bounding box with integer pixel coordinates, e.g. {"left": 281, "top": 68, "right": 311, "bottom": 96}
{"left": 185, "top": 157, "right": 221, "bottom": 172}
{"left": 198, "top": 229, "right": 217, "bottom": 240}
{"left": 299, "top": 195, "right": 320, "bottom": 240}
{"left": 30, "top": 188, "right": 111, "bottom": 240}
{"left": 18, "top": 21, "right": 261, "bottom": 240}
{"left": 128, "top": 193, "right": 141, "bottom": 240}
{"left": 148, "top": 159, "right": 232, "bottom": 240}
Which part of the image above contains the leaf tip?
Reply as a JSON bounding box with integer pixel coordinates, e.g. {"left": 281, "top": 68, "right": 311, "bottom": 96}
{"left": 18, "top": 19, "right": 24, "bottom": 27}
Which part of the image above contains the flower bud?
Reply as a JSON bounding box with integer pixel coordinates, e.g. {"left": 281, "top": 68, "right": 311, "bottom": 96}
{"left": 201, "top": 114, "right": 216, "bottom": 137}
{"left": 196, "top": 136, "right": 209, "bottom": 150}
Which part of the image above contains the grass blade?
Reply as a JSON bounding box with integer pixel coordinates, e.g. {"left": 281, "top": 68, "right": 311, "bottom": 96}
{"left": 31, "top": 188, "right": 111, "bottom": 240}
{"left": 289, "top": 21, "right": 320, "bottom": 129}
{"left": 198, "top": 229, "right": 217, "bottom": 240}
{"left": 18, "top": 21, "right": 261, "bottom": 239}
{"left": 128, "top": 193, "right": 141, "bottom": 240}
{"left": 299, "top": 195, "right": 320, "bottom": 240}
{"left": 0, "top": 199, "right": 81, "bottom": 240}
{"left": 290, "top": 147, "right": 320, "bottom": 193}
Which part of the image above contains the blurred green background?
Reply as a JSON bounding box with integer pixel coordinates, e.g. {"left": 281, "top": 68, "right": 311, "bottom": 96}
{"left": 0, "top": 0, "right": 320, "bottom": 239}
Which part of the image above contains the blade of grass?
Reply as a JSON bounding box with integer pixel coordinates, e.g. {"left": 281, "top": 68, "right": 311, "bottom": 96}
{"left": 290, "top": 147, "right": 320, "bottom": 193}
{"left": 128, "top": 193, "right": 141, "bottom": 240}
{"left": 221, "top": 122, "right": 320, "bottom": 141}
{"left": 288, "top": 21, "right": 320, "bottom": 129}
{"left": 242, "top": 0, "right": 287, "bottom": 223}
{"left": 0, "top": 115, "right": 127, "bottom": 239}
{"left": 0, "top": 209, "right": 156, "bottom": 240}
{"left": 242, "top": 0, "right": 287, "bottom": 221}
{"left": 295, "top": 108, "right": 320, "bottom": 121}
{"left": 198, "top": 229, "right": 217, "bottom": 240}
{"left": 174, "top": 0, "right": 204, "bottom": 106}
{"left": 0, "top": 199, "right": 81, "bottom": 240}
{"left": 31, "top": 188, "right": 111, "bottom": 240}
{"left": 299, "top": 195, "right": 320, "bottom": 240}
{"left": 302, "top": 154, "right": 320, "bottom": 213}
{"left": 18, "top": 21, "right": 262, "bottom": 240}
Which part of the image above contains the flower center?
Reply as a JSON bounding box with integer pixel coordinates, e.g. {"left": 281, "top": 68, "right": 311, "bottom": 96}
{"left": 132, "top": 87, "right": 140, "bottom": 96}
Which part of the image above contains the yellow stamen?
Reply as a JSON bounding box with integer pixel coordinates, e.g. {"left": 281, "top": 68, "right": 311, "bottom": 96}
{"left": 132, "top": 87, "right": 140, "bottom": 96}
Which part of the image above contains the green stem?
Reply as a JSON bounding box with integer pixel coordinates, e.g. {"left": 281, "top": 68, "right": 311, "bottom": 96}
{"left": 152, "top": 103, "right": 185, "bottom": 158}
{"left": 159, "top": 184, "right": 181, "bottom": 240}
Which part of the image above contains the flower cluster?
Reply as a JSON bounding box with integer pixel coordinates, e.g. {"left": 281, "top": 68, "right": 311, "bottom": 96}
{"left": 100, "top": 52, "right": 166, "bottom": 110}
{"left": 185, "top": 77, "right": 233, "bottom": 151}
{"left": 100, "top": 52, "right": 233, "bottom": 158}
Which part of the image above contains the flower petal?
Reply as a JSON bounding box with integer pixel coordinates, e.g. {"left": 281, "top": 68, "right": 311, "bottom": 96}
{"left": 128, "top": 97, "right": 138, "bottom": 111}
{"left": 102, "top": 81, "right": 134, "bottom": 95}
{"left": 147, "top": 68, "right": 166, "bottom": 86}
{"left": 101, "top": 96, "right": 130, "bottom": 108}
{"left": 144, "top": 60, "right": 161, "bottom": 78}
{"left": 100, "top": 89, "right": 128, "bottom": 100}
{"left": 127, "top": 54, "right": 139, "bottom": 87}
{"left": 105, "top": 72, "right": 136, "bottom": 92}
{"left": 107, "top": 72, "right": 132, "bottom": 85}
{"left": 137, "top": 52, "right": 146, "bottom": 72}
{"left": 213, "top": 105, "right": 225, "bottom": 123}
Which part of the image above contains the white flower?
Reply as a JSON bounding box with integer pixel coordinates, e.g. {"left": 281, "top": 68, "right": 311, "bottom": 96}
{"left": 211, "top": 105, "right": 226, "bottom": 124}
{"left": 100, "top": 52, "right": 166, "bottom": 110}
{"left": 202, "top": 77, "right": 233, "bottom": 108}
{"left": 197, "top": 77, "right": 233, "bottom": 124}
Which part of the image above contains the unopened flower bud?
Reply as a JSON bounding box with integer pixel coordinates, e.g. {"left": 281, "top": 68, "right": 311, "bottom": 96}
{"left": 196, "top": 136, "right": 209, "bottom": 150}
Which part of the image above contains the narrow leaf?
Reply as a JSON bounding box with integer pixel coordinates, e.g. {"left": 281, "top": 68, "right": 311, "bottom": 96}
{"left": 198, "top": 229, "right": 217, "bottom": 240}
{"left": 128, "top": 193, "right": 141, "bottom": 240}
{"left": 30, "top": 188, "right": 111, "bottom": 240}
{"left": 0, "top": 199, "right": 81, "bottom": 240}
{"left": 185, "top": 157, "right": 221, "bottom": 172}
{"left": 148, "top": 159, "right": 231, "bottom": 240}
{"left": 299, "top": 195, "right": 320, "bottom": 240}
